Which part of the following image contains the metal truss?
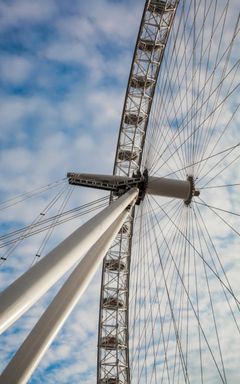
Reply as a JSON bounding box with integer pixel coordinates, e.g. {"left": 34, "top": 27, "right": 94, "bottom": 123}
{"left": 97, "top": 1, "right": 179, "bottom": 383}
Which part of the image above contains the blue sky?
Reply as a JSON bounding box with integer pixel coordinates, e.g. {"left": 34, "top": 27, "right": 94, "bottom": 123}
{"left": 0, "top": 0, "right": 141, "bottom": 181}
{"left": 0, "top": 1, "right": 143, "bottom": 383}
{"left": 0, "top": 0, "right": 240, "bottom": 383}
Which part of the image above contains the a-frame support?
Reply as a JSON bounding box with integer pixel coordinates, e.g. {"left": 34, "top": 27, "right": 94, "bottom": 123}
{"left": 0, "top": 194, "right": 136, "bottom": 384}
{"left": 0, "top": 189, "right": 138, "bottom": 384}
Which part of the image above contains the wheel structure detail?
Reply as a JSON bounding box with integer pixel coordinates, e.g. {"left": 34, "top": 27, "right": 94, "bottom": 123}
{"left": 97, "top": 1, "right": 179, "bottom": 383}
{"left": 0, "top": 0, "right": 239, "bottom": 382}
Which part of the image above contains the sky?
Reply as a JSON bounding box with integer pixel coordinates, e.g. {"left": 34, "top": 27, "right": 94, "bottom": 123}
{"left": 0, "top": 0, "right": 240, "bottom": 383}
{"left": 0, "top": 0, "right": 142, "bottom": 383}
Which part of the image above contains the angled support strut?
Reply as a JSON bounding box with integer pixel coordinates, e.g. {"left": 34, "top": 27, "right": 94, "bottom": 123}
{"left": 0, "top": 209, "right": 132, "bottom": 384}
{"left": 0, "top": 188, "right": 138, "bottom": 335}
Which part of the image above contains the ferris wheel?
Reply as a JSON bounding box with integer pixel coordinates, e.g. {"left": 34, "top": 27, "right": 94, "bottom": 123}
{"left": 0, "top": 0, "right": 240, "bottom": 383}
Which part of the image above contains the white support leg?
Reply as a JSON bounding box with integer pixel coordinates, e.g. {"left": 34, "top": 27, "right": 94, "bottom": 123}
{"left": 0, "top": 188, "right": 138, "bottom": 334}
{"left": 0, "top": 211, "right": 129, "bottom": 384}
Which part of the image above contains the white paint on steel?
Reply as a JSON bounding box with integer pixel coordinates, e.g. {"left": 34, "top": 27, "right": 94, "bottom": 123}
{"left": 0, "top": 188, "right": 138, "bottom": 335}
{"left": 69, "top": 172, "right": 192, "bottom": 200}
{"left": 147, "top": 176, "right": 191, "bottom": 200}
{"left": 0, "top": 212, "right": 130, "bottom": 384}
{"left": 69, "top": 173, "right": 132, "bottom": 182}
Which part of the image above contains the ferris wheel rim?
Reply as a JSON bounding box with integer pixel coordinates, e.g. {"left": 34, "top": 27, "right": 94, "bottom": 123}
{"left": 97, "top": 1, "right": 182, "bottom": 382}
{"left": 97, "top": 0, "right": 240, "bottom": 383}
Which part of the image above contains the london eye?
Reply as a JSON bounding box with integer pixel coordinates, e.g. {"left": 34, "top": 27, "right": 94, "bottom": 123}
{"left": 0, "top": 1, "right": 239, "bottom": 383}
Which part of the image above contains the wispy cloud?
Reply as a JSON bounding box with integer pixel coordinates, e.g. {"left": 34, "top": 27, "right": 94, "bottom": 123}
{"left": 0, "top": 1, "right": 141, "bottom": 381}
{"left": 0, "top": 0, "right": 239, "bottom": 383}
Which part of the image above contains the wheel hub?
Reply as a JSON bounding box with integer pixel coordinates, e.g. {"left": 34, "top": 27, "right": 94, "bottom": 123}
{"left": 67, "top": 170, "right": 200, "bottom": 205}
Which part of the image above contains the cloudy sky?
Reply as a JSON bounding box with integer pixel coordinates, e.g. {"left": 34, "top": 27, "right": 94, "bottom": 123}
{"left": 0, "top": 0, "right": 143, "bottom": 383}
{"left": 0, "top": 0, "right": 239, "bottom": 383}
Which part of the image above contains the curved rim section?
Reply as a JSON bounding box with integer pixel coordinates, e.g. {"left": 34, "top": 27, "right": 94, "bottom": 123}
{"left": 97, "top": 1, "right": 179, "bottom": 383}
{"left": 128, "top": 0, "right": 240, "bottom": 382}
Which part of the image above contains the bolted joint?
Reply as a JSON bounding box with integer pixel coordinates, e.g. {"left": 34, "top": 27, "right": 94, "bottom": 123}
{"left": 184, "top": 176, "right": 200, "bottom": 206}
{"left": 133, "top": 169, "right": 148, "bottom": 205}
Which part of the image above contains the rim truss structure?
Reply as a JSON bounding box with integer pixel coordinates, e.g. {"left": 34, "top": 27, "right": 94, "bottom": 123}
{"left": 97, "top": 1, "right": 179, "bottom": 383}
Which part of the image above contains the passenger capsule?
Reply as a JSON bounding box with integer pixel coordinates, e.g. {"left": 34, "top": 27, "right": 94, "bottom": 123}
{"left": 118, "top": 149, "right": 138, "bottom": 161}
{"left": 103, "top": 297, "right": 124, "bottom": 309}
{"left": 130, "top": 75, "right": 154, "bottom": 89}
{"left": 101, "top": 336, "right": 125, "bottom": 350}
{"left": 105, "top": 259, "right": 126, "bottom": 271}
{"left": 149, "top": 0, "right": 166, "bottom": 14}
{"left": 139, "top": 39, "right": 163, "bottom": 52}
{"left": 124, "top": 113, "right": 144, "bottom": 125}
{"left": 100, "top": 378, "right": 122, "bottom": 384}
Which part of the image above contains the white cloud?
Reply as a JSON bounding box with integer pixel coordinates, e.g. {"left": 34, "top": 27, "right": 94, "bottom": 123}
{"left": 0, "top": 0, "right": 239, "bottom": 383}
{"left": 0, "top": 0, "right": 56, "bottom": 29}
{"left": 0, "top": 55, "right": 33, "bottom": 85}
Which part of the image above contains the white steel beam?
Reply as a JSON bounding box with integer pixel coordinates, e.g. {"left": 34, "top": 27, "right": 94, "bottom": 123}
{"left": 0, "top": 188, "right": 138, "bottom": 335}
{"left": 147, "top": 176, "right": 191, "bottom": 200}
{"left": 67, "top": 172, "right": 198, "bottom": 201}
{"left": 0, "top": 211, "right": 130, "bottom": 384}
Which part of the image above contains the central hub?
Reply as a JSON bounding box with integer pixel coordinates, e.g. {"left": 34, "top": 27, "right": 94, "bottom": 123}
{"left": 67, "top": 170, "right": 199, "bottom": 205}
{"left": 184, "top": 175, "right": 200, "bottom": 206}
{"left": 146, "top": 173, "right": 199, "bottom": 204}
